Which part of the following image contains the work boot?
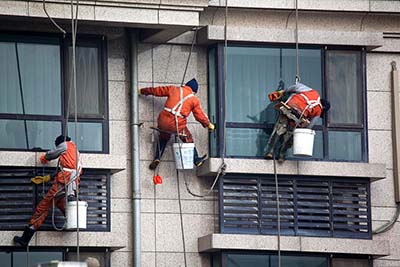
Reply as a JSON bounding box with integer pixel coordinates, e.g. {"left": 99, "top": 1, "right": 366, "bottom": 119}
{"left": 264, "top": 152, "right": 273, "bottom": 159}
{"left": 194, "top": 148, "right": 207, "bottom": 167}
{"left": 149, "top": 159, "right": 160, "bottom": 170}
{"left": 278, "top": 154, "right": 286, "bottom": 163}
{"left": 13, "top": 226, "right": 35, "bottom": 247}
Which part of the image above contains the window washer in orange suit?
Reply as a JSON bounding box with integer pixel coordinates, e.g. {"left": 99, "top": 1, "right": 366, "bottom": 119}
{"left": 139, "top": 78, "right": 215, "bottom": 170}
{"left": 265, "top": 83, "right": 330, "bottom": 163}
{"left": 13, "top": 135, "right": 82, "bottom": 247}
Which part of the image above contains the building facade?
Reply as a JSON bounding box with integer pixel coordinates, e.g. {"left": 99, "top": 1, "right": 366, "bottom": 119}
{"left": 0, "top": 0, "right": 399, "bottom": 266}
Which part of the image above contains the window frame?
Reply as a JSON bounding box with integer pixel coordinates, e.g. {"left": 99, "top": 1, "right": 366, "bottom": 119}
{"left": 215, "top": 250, "right": 372, "bottom": 267}
{"left": 209, "top": 43, "right": 368, "bottom": 162}
{"left": 0, "top": 32, "right": 109, "bottom": 153}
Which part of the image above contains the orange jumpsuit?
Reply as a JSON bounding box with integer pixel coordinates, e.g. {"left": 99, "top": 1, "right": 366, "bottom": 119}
{"left": 141, "top": 85, "right": 210, "bottom": 142}
{"left": 30, "top": 141, "right": 82, "bottom": 229}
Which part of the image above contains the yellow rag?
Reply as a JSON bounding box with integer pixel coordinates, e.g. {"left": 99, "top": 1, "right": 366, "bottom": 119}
{"left": 31, "top": 175, "right": 51, "bottom": 184}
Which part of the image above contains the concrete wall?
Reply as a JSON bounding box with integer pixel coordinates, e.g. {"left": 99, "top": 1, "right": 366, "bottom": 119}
{"left": 1, "top": 1, "right": 400, "bottom": 267}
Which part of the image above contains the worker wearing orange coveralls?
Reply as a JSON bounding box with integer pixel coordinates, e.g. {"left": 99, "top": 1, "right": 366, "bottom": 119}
{"left": 13, "top": 135, "right": 82, "bottom": 247}
{"left": 265, "top": 83, "right": 330, "bottom": 162}
{"left": 139, "top": 78, "right": 215, "bottom": 170}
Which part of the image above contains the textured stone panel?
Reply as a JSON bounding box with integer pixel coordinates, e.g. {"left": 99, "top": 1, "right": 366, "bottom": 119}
{"left": 109, "top": 81, "right": 130, "bottom": 121}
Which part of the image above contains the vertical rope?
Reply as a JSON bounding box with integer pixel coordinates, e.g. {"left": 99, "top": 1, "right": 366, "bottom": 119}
{"left": 295, "top": 0, "right": 300, "bottom": 84}
{"left": 14, "top": 43, "right": 30, "bottom": 149}
{"left": 222, "top": 0, "right": 228, "bottom": 160}
{"left": 273, "top": 156, "right": 281, "bottom": 267}
{"left": 70, "top": 0, "right": 80, "bottom": 261}
{"left": 151, "top": 44, "right": 158, "bottom": 267}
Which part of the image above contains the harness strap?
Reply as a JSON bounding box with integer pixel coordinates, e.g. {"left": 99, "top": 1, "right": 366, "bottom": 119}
{"left": 164, "top": 91, "right": 194, "bottom": 118}
{"left": 299, "top": 93, "right": 322, "bottom": 109}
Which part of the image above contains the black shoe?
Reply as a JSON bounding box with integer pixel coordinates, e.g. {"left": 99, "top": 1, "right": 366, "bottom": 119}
{"left": 14, "top": 226, "right": 35, "bottom": 247}
{"left": 149, "top": 159, "right": 160, "bottom": 170}
{"left": 194, "top": 154, "right": 207, "bottom": 167}
{"left": 278, "top": 156, "right": 286, "bottom": 163}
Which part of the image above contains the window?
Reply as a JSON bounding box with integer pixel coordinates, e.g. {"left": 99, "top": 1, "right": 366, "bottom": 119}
{"left": 0, "top": 248, "right": 110, "bottom": 267}
{"left": 215, "top": 252, "right": 370, "bottom": 267}
{"left": 209, "top": 45, "right": 366, "bottom": 162}
{"left": 0, "top": 168, "right": 110, "bottom": 231}
{"left": 0, "top": 34, "right": 108, "bottom": 153}
{"left": 220, "top": 175, "right": 371, "bottom": 239}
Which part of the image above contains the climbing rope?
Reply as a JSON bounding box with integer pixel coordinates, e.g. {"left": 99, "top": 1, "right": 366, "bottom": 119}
{"left": 273, "top": 155, "right": 281, "bottom": 267}
{"left": 70, "top": 0, "right": 81, "bottom": 261}
{"left": 295, "top": 0, "right": 300, "bottom": 84}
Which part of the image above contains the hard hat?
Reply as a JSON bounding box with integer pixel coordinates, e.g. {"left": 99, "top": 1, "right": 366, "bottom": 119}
{"left": 85, "top": 257, "right": 100, "bottom": 267}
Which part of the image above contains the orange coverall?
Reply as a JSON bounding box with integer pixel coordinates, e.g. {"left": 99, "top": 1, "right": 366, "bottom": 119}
{"left": 141, "top": 85, "right": 210, "bottom": 142}
{"left": 30, "top": 141, "right": 82, "bottom": 229}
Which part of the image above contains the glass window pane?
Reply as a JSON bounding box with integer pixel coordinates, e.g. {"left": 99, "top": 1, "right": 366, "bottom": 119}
{"left": 332, "top": 258, "right": 369, "bottom": 267}
{"left": 209, "top": 48, "right": 217, "bottom": 157}
{"left": 226, "top": 47, "right": 280, "bottom": 124}
{"left": 281, "top": 48, "right": 322, "bottom": 93}
{"left": 271, "top": 255, "right": 327, "bottom": 267}
{"left": 328, "top": 131, "right": 362, "bottom": 161}
{"left": 0, "top": 252, "right": 11, "bottom": 267}
{"left": 13, "top": 252, "right": 63, "bottom": 267}
{"left": 226, "top": 128, "right": 269, "bottom": 157}
{"left": 0, "top": 42, "right": 62, "bottom": 116}
{"left": 225, "top": 47, "right": 322, "bottom": 124}
{"left": 68, "top": 46, "right": 103, "bottom": 117}
{"left": 67, "top": 252, "right": 105, "bottom": 267}
{"left": 327, "top": 51, "right": 362, "bottom": 125}
{"left": 68, "top": 122, "right": 103, "bottom": 151}
{"left": 0, "top": 120, "right": 61, "bottom": 150}
{"left": 227, "top": 254, "right": 270, "bottom": 267}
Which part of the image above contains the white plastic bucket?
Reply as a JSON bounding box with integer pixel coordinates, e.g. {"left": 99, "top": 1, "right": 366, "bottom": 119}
{"left": 173, "top": 143, "right": 195, "bottom": 170}
{"left": 66, "top": 201, "right": 88, "bottom": 229}
{"left": 293, "top": 128, "right": 316, "bottom": 157}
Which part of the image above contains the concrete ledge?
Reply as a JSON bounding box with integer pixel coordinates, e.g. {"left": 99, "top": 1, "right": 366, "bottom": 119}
{"left": 198, "top": 233, "right": 390, "bottom": 257}
{"left": 0, "top": 151, "right": 126, "bottom": 173}
{"left": 198, "top": 25, "right": 383, "bottom": 50}
{"left": 197, "top": 158, "right": 386, "bottom": 182}
{"left": 208, "top": 0, "right": 400, "bottom": 13}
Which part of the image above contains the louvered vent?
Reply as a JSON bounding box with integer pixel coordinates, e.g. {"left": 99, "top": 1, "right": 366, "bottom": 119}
{"left": 0, "top": 168, "right": 110, "bottom": 231}
{"left": 220, "top": 176, "right": 371, "bottom": 239}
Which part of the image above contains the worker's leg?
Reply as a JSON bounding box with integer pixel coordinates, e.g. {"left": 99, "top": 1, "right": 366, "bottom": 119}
{"left": 14, "top": 181, "right": 60, "bottom": 247}
{"left": 264, "top": 115, "right": 288, "bottom": 159}
{"left": 278, "top": 130, "right": 294, "bottom": 163}
{"left": 179, "top": 127, "right": 207, "bottom": 167}
{"left": 29, "top": 181, "right": 61, "bottom": 229}
{"left": 149, "top": 132, "right": 170, "bottom": 170}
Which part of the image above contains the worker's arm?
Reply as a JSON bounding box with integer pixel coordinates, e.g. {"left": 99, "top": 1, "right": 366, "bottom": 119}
{"left": 192, "top": 98, "right": 211, "bottom": 128}
{"left": 140, "top": 85, "right": 177, "bottom": 97}
{"left": 44, "top": 142, "right": 67, "bottom": 161}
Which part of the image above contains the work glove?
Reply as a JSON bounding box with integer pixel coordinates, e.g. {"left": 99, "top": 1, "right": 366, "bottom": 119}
{"left": 40, "top": 154, "right": 49, "bottom": 164}
{"left": 138, "top": 88, "right": 142, "bottom": 95}
{"left": 31, "top": 175, "right": 51, "bottom": 185}
{"left": 268, "top": 90, "right": 284, "bottom": 102}
{"left": 208, "top": 123, "right": 215, "bottom": 131}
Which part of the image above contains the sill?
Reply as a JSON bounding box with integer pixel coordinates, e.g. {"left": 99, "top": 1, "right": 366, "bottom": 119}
{"left": 198, "top": 234, "right": 389, "bottom": 257}
{"left": 196, "top": 158, "right": 386, "bottom": 182}
{"left": 0, "top": 151, "right": 126, "bottom": 173}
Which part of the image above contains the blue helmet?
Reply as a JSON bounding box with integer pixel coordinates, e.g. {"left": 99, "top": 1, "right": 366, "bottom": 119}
{"left": 185, "top": 78, "right": 198, "bottom": 93}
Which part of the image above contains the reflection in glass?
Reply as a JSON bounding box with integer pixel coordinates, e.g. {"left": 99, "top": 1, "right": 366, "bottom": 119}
{"left": 329, "top": 131, "right": 362, "bottom": 161}
{"left": 68, "top": 122, "right": 103, "bottom": 152}
{"left": 0, "top": 120, "right": 61, "bottom": 150}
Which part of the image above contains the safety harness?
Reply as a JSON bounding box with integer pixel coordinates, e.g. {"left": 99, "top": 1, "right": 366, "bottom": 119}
{"left": 164, "top": 87, "right": 194, "bottom": 118}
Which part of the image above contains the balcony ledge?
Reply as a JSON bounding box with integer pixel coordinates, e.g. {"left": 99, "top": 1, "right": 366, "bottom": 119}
{"left": 197, "top": 158, "right": 386, "bottom": 182}
{"left": 0, "top": 151, "right": 126, "bottom": 173}
{"left": 198, "top": 233, "right": 389, "bottom": 257}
